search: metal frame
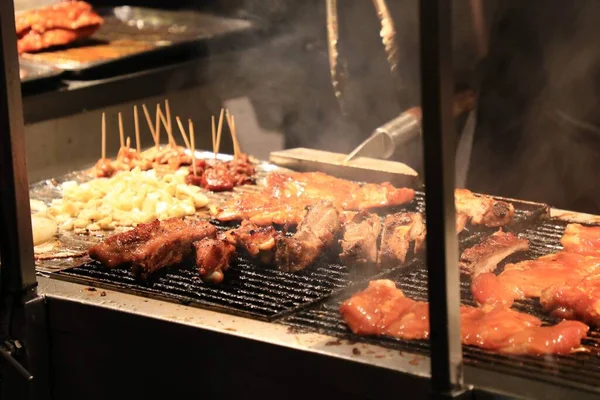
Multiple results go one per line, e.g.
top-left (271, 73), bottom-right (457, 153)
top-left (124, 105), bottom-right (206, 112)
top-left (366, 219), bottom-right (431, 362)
top-left (0, 1), bottom-right (49, 399)
top-left (419, 0), bottom-right (466, 398)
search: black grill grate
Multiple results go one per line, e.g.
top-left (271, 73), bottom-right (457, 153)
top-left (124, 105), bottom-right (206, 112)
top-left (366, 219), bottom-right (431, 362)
top-left (50, 193), bottom-right (548, 321)
top-left (282, 219), bottom-right (600, 393)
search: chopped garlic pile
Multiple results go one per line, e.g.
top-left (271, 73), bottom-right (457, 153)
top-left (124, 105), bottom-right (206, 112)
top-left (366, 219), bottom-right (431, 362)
top-left (49, 168), bottom-right (208, 231)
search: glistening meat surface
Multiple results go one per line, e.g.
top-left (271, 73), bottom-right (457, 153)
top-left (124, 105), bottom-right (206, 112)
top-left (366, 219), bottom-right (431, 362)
top-left (459, 230), bottom-right (529, 275)
top-left (541, 272), bottom-right (600, 327)
top-left (340, 280), bottom-right (588, 355)
top-left (455, 189), bottom-right (515, 231)
top-left (561, 223), bottom-right (600, 255)
top-left (89, 218), bottom-right (216, 278)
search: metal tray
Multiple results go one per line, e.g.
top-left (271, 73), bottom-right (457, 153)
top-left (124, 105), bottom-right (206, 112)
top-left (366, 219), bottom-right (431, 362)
top-left (19, 6), bottom-right (258, 77)
top-left (19, 58), bottom-right (63, 87)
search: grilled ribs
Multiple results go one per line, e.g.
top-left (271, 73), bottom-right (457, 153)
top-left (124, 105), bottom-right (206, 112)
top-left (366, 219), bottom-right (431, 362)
top-left (377, 212), bottom-right (426, 268)
top-left (275, 201), bottom-right (341, 272)
top-left (16, 1), bottom-right (103, 54)
top-left (341, 280), bottom-right (588, 354)
top-left (89, 218), bottom-right (216, 279)
top-left (561, 223), bottom-right (600, 255)
top-left (194, 237), bottom-right (236, 284)
top-left (455, 189), bottom-right (515, 232)
top-left (222, 220), bottom-right (279, 264)
top-left (339, 212), bottom-right (381, 266)
top-left (459, 230), bottom-right (529, 275)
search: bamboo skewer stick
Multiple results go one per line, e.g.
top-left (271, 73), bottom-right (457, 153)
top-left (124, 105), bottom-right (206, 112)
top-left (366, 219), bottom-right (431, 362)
top-left (165, 99), bottom-right (173, 144)
top-left (101, 112), bottom-right (106, 159)
top-left (126, 137), bottom-right (131, 150)
top-left (189, 119), bottom-right (197, 176)
top-left (215, 108), bottom-right (225, 156)
top-left (134, 105), bottom-right (141, 153)
top-left (157, 104), bottom-right (176, 147)
top-left (175, 116), bottom-right (191, 150)
top-left (142, 104), bottom-right (158, 148)
top-left (226, 110), bottom-right (240, 158)
top-left (155, 104), bottom-right (162, 149)
top-left (118, 112), bottom-right (125, 148)
top-left (211, 115), bottom-right (217, 158)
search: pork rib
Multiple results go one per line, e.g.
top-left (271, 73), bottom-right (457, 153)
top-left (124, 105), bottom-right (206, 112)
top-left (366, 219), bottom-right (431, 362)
top-left (89, 218), bottom-right (216, 279)
top-left (459, 230), bottom-right (529, 275)
top-left (339, 212), bottom-right (381, 266)
top-left (377, 212), bottom-right (426, 268)
top-left (455, 189), bottom-right (515, 232)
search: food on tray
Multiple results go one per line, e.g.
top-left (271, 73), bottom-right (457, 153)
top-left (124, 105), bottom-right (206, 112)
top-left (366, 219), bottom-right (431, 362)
top-left (49, 168), bottom-right (209, 231)
top-left (339, 212), bottom-right (382, 266)
top-left (455, 189), bottom-right (515, 232)
top-left (16, 1), bottom-right (103, 54)
top-left (561, 223), bottom-right (600, 255)
top-left (472, 252), bottom-right (600, 307)
top-left (377, 212), bottom-right (426, 268)
top-left (340, 280), bottom-right (588, 354)
top-left (275, 201), bottom-right (341, 272)
top-left (221, 220), bottom-right (279, 264)
top-left (214, 171), bottom-right (416, 226)
top-left (89, 218), bottom-right (216, 279)
top-left (185, 153), bottom-right (256, 192)
top-left (31, 214), bottom-right (58, 246)
top-left (541, 273), bottom-right (600, 327)
top-left (194, 237), bottom-right (236, 284)
top-left (459, 230), bottom-right (529, 275)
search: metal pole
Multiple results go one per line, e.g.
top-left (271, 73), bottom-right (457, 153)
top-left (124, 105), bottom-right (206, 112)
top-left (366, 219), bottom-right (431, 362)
top-left (0, 2), bottom-right (50, 399)
top-left (419, 0), bottom-right (466, 397)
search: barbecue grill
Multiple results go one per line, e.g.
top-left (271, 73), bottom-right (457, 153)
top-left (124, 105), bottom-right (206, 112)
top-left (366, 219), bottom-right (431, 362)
top-left (3, 1), bottom-right (600, 400)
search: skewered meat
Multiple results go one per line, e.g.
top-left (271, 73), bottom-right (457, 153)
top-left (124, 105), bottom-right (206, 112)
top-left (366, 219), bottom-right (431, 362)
top-left (145, 146), bottom-right (192, 170)
top-left (459, 230), bottom-right (529, 275)
top-left (341, 280), bottom-right (588, 354)
top-left (93, 147), bottom-right (153, 178)
top-left (472, 252), bottom-right (600, 307)
top-left (222, 220), bottom-right (279, 264)
top-left (377, 212), bottom-right (426, 268)
top-left (194, 237), bottom-right (236, 284)
top-left (16, 2), bottom-right (103, 54)
top-left (541, 273), bottom-right (600, 327)
top-left (339, 212), bottom-right (381, 266)
top-left (89, 218), bottom-right (216, 278)
top-left (561, 223), bottom-right (600, 255)
top-left (186, 154), bottom-right (255, 192)
top-left (275, 201), bottom-right (341, 272)
top-left (215, 172), bottom-right (415, 226)
top-left (93, 158), bottom-right (116, 178)
top-left (455, 189), bottom-right (515, 231)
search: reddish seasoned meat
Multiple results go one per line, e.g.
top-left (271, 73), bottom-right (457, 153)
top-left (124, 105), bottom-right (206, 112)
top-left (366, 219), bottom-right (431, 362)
top-left (93, 157), bottom-right (116, 178)
top-left (149, 146), bottom-right (192, 170)
top-left (541, 273), bottom-right (600, 327)
top-left (215, 171), bottom-right (414, 226)
top-left (561, 223), bottom-right (600, 255)
top-left (186, 155), bottom-right (255, 192)
top-left (472, 252), bottom-right (600, 306)
top-left (377, 212), bottom-right (426, 268)
top-left (194, 237), bottom-right (236, 284)
top-left (275, 201), bottom-right (341, 272)
top-left (89, 218), bottom-right (216, 278)
top-left (16, 2), bottom-right (103, 54)
top-left (459, 230), bottom-right (529, 275)
top-left (455, 189), bottom-right (515, 229)
top-left (339, 212), bottom-right (382, 266)
top-left (201, 167), bottom-right (235, 192)
top-left (222, 220), bottom-right (279, 263)
top-left (341, 280), bottom-right (588, 355)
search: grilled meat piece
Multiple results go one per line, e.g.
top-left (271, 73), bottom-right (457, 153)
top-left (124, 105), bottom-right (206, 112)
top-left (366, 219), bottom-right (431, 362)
top-left (89, 218), bottom-right (216, 278)
top-left (275, 201), bottom-right (341, 272)
top-left (472, 252), bottom-right (600, 307)
top-left (222, 220), bottom-right (279, 263)
top-left (459, 230), bottom-right (529, 275)
top-left (194, 237), bottom-right (236, 284)
top-left (541, 273), bottom-right (600, 327)
top-left (339, 212), bottom-right (381, 266)
top-left (377, 212), bottom-right (426, 268)
top-left (186, 155), bottom-right (255, 192)
top-left (561, 223), bottom-right (600, 255)
top-left (341, 280), bottom-right (588, 354)
top-left (455, 189), bottom-right (515, 229)
top-left (215, 171), bottom-right (414, 226)
top-left (16, 2), bottom-right (103, 54)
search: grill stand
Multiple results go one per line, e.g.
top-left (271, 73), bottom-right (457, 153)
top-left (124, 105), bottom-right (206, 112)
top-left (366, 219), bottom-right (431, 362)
top-left (419, 0), bottom-right (467, 397)
top-left (0, 1), bottom-right (49, 398)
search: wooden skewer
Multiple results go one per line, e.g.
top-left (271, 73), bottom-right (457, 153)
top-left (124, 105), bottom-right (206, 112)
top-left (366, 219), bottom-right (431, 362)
top-left (157, 104), bottom-right (176, 147)
top-left (215, 108), bottom-right (225, 156)
top-left (142, 104), bottom-right (158, 148)
top-left (165, 99), bottom-right (173, 143)
top-left (101, 112), bottom-right (106, 159)
top-left (211, 115), bottom-right (217, 158)
top-left (126, 137), bottom-right (131, 150)
top-left (189, 119), bottom-right (197, 176)
top-left (134, 105), bottom-right (141, 153)
top-left (155, 104), bottom-right (163, 149)
top-left (226, 110), bottom-right (240, 158)
top-left (118, 112), bottom-right (125, 148)
top-left (175, 116), bottom-right (191, 150)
